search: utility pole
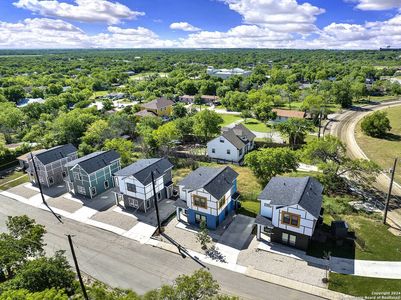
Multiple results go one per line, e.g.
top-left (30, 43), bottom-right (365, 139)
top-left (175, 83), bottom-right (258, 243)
top-left (30, 152), bottom-right (63, 223)
top-left (151, 171), bottom-right (161, 233)
top-left (317, 111), bottom-right (322, 139)
top-left (384, 158), bottom-right (397, 224)
top-left (67, 235), bottom-right (89, 300)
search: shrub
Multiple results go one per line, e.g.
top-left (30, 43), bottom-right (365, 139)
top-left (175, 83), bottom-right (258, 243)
top-left (361, 111), bottom-right (391, 138)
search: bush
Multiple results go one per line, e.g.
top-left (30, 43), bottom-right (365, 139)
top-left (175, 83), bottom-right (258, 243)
top-left (361, 111), bottom-right (391, 138)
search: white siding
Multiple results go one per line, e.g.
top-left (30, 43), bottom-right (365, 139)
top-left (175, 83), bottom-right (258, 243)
top-left (271, 204), bottom-right (316, 237)
top-left (116, 175), bottom-right (164, 200)
top-left (260, 200), bottom-right (273, 218)
top-left (207, 136), bottom-right (243, 162)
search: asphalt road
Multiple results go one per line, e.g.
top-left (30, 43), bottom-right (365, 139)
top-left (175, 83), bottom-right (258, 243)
top-left (0, 194), bottom-right (322, 300)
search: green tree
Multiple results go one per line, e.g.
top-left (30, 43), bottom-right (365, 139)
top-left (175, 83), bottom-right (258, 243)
top-left (221, 91), bottom-right (248, 111)
top-left (245, 148), bottom-right (299, 185)
top-left (0, 288), bottom-right (68, 300)
top-left (351, 82), bottom-right (367, 101)
top-left (253, 100), bottom-right (276, 124)
top-left (104, 138), bottom-right (134, 166)
top-left (240, 110), bottom-right (252, 123)
top-left (274, 119), bottom-right (314, 147)
top-left (361, 111), bottom-right (391, 138)
top-left (153, 122), bottom-right (180, 154)
top-left (301, 94), bottom-right (324, 123)
top-left (332, 80), bottom-right (353, 108)
top-left (174, 116), bottom-right (194, 141)
top-left (46, 84), bottom-right (63, 96)
top-left (193, 110), bottom-right (223, 142)
top-left (4, 251), bottom-right (75, 294)
top-left (3, 86), bottom-right (26, 103)
top-left (79, 119), bottom-right (119, 154)
top-left (197, 220), bottom-right (212, 250)
top-left (0, 102), bottom-right (25, 142)
top-left (171, 102), bottom-right (187, 119)
top-left (102, 99), bottom-right (114, 111)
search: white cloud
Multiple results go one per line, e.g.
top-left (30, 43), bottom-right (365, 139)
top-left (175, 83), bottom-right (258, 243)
top-left (347, 0), bottom-right (401, 11)
top-left (223, 0), bottom-right (325, 33)
top-left (170, 22), bottom-right (201, 32)
top-left (13, 0), bottom-right (144, 24)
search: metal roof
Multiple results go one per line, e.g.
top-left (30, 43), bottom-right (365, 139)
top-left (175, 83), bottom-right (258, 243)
top-left (33, 144), bottom-right (77, 165)
top-left (65, 150), bottom-right (120, 174)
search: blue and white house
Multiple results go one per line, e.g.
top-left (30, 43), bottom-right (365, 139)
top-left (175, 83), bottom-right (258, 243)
top-left (174, 166), bottom-right (240, 230)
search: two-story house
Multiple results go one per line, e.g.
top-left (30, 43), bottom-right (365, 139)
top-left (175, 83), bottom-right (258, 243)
top-left (135, 97), bottom-right (174, 117)
top-left (64, 150), bottom-right (121, 199)
top-left (27, 144), bottom-right (78, 188)
top-left (113, 158), bottom-right (174, 212)
top-left (207, 123), bottom-right (256, 163)
top-left (255, 176), bottom-right (323, 250)
top-left (174, 166), bottom-right (239, 230)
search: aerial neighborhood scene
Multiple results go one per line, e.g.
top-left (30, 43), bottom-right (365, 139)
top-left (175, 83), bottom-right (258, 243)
top-left (1, 0), bottom-right (401, 299)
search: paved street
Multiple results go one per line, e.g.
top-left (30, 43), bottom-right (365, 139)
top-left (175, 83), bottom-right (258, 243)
top-left (0, 194), bottom-right (322, 300)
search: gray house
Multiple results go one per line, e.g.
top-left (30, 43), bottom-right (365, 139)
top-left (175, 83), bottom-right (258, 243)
top-left (113, 158), bottom-right (173, 212)
top-left (65, 150), bottom-right (121, 199)
top-left (255, 176), bottom-right (323, 250)
top-left (27, 144), bottom-right (78, 188)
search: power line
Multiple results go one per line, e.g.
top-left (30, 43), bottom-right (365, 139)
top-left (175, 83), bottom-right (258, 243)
top-left (67, 234), bottom-right (89, 300)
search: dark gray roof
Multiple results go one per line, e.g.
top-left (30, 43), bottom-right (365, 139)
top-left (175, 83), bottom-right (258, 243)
top-left (179, 166), bottom-right (238, 200)
top-left (258, 176), bottom-right (323, 219)
top-left (222, 129), bottom-right (246, 150)
top-left (141, 97), bottom-right (174, 110)
top-left (255, 214), bottom-right (274, 228)
top-left (65, 150), bottom-right (120, 174)
top-left (174, 198), bottom-right (189, 209)
top-left (114, 158), bottom-right (173, 185)
top-left (34, 144), bottom-right (77, 165)
top-left (232, 123), bottom-right (256, 141)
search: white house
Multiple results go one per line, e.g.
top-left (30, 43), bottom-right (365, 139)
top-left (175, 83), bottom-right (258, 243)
top-left (207, 123), bottom-right (256, 163)
top-left (174, 166), bottom-right (239, 229)
top-left (113, 158), bottom-right (173, 212)
top-left (255, 176), bottom-right (323, 250)
top-left (206, 66), bottom-right (251, 79)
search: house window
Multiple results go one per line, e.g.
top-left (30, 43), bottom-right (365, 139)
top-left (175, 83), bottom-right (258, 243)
top-left (128, 197), bottom-right (139, 208)
top-left (73, 172), bottom-right (82, 181)
top-left (127, 183), bottom-right (136, 193)
top-left (263, 203), bottom-right (270, 207)
top-left (239, 148), bottom-right (243, 156)
top-left (104, 180), bottom-right (109, 189)
top-left (146, 199), bottom-right (151, 209)
top-left (48, 177), bottom-right (54, 185)
top-left (77, 185), bottom-right (86, 195)
top-left (281, 212), bottom-right (300, 227)
top-left (192, 195), bottom-right (207, 209)
top-left (282, 233), bottom-right (288, 243)
top-left (226, 149), bottom-right (231, 155)
top-left (289, 235), bottom-right (296, 246)
top-left (195, 213), bottom-right (207, 224)
top-left (220, 138), bottom-right (224, 143)
top-left (62, 171), bottom-right (67, 178)
top-left (91, 187), bottom-right (97, 196)
top-left (218, 195), bottom-right (226, 209)
top-left (212, 148), bottom-right (215, 153)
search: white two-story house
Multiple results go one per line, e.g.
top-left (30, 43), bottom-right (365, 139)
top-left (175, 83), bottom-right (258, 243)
top-left (207, 123), bottom-right (256, 163)
top-left (255, 176), bottom-right (323, 250)
top-left (174, 166), bottom-right (240, 230)
top-left (113, 158), bottom-right (174, 212)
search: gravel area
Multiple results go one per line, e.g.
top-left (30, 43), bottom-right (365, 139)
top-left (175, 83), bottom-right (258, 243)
top-left (7, 185), bottom-right (39, 198)
top-left (237, 237), bottom-right (327, 288)
top-left (91, 208), bottom-right (138, 231)
top-left (46, 196), bottom-right (83, 213)
top-left (161, 219), bottom-right (216, 254)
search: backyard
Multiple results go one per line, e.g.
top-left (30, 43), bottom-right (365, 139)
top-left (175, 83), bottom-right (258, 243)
top-left (219, 114), bottom-right (271, 133)
top-left (355, 105), bottom-right (401, 184)
top-left (0, 170), bottom-right (29, 191)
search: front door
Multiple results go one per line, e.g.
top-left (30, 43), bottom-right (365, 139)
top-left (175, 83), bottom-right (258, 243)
top-left (166, 185), bottom-right (173, 198)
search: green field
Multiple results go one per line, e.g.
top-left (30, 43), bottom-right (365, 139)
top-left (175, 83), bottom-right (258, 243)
top-left (219, 114), bottom-right (271, 133)
top-left (355, 105), bottom-right (401, 184)
top-left (329, 273), bottom-right (401, 297)
top-left (0, 171), bottom-right (29, 191)
top-left (220, 114), bottom-right (242, 127)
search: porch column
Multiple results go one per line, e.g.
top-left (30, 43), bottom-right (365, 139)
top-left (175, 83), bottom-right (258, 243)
top-left (176, 207), bottom-right (180, 221)
top-left (257, 224), bottom-right (261, 240)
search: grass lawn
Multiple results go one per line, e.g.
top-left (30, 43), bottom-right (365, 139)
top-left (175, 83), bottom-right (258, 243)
top-left (220, 114), bottom-right (242, 127)
top-left (329, 273), bottom-right (401, 297)
top-left (355, 105), bottom-right (401, 184)
top-left (243, 118), bottom-right (271, 133)
top-left (0, 171), bottom-right (28, 191)
top-left (89, 91), bottom-right (108, 100)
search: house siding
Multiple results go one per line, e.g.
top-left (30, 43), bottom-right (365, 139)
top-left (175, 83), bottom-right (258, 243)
top-left (207, 136), bottom-right (243, 162)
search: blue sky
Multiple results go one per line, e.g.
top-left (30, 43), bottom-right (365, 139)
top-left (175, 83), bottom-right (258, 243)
top-left (1, 0), bottom-right (401, 49)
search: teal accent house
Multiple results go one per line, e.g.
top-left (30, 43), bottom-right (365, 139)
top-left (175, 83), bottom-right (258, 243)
top-left (64, 150), bottom-right (121, 199)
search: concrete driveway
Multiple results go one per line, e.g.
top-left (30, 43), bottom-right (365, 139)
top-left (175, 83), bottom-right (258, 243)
top-left (218, 214), bottom-right (255, 250)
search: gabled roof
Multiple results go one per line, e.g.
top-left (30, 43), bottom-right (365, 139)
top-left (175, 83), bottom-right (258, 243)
top-left (179, 166), bottom-right (238, 200)
top-left (134, 109), bottom-right (157, 117)
top-left (221, 129), bottom-right (246, 150)
top-left (258, 176), bottom-right (323, 219)
top-left (65, 150), bottom-right (120, 174)
top-left (272, 109), bottom-right (306, 119)
top-left (141, 97), bottom-right (174, 110)
top-left (114, 158), bottom-right (173, 186)
top-left (231, 123), bottom-right (256, 141)
top-left (33, 144), bottom-right (77, 165)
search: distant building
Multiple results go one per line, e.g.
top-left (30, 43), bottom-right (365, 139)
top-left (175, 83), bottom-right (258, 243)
top-left (17, 98), bottom-right (45, 107)
top-left (65, 150), bottom-right (120, 198)
top-left (271, 109), bottom-right (306, 123)
top-left (206, 66), bottom-right (251, 79)
top-left (137, 97), bottom-right (174, 117)
top-left (175, 166), bottom-right (240, 229)
top-left (207, 123), bottom-right (256, 163)
top-left (26, 144), bottom-right (78, 188)
top-left (178, 95), bottom-right (219, 105)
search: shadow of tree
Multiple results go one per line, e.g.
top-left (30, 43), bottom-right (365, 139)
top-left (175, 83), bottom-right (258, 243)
top-left (383, 133), bottom-right (401, 142)
top-left (206, 245), bottom-right (227, 263)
